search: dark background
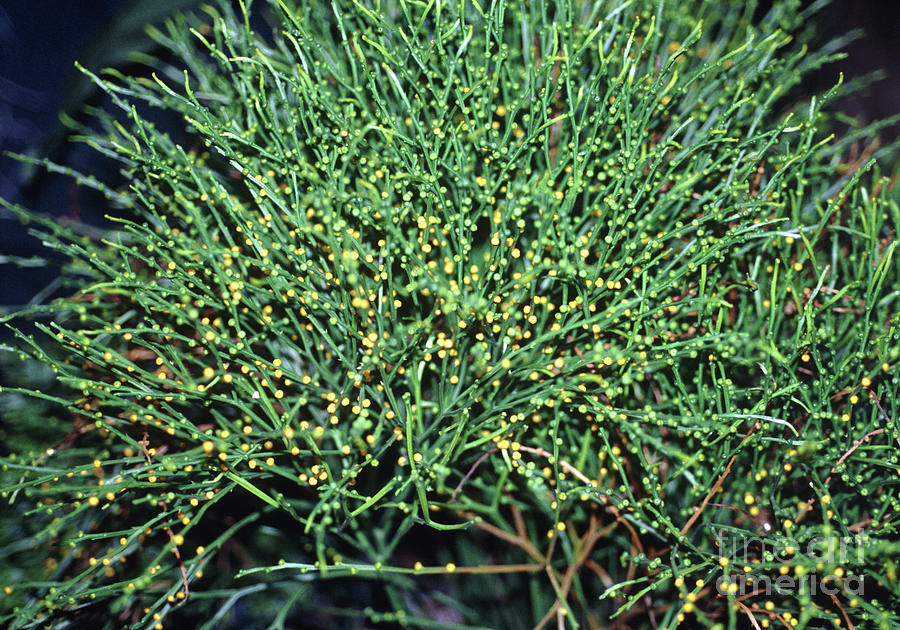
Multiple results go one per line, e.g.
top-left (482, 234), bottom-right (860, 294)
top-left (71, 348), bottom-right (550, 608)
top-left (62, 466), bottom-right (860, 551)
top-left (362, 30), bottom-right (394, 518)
top-left (1, 0), bottom-right (898, 309)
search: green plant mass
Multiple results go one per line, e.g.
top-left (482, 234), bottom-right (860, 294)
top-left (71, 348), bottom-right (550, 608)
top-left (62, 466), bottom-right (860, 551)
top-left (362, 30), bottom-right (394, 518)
top-left (2, 0), bottom-right (900, 628)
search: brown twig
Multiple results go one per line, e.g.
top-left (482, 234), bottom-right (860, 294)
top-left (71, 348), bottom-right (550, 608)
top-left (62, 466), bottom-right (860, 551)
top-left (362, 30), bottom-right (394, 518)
top-left (535, 516), bottom-right (618, 630)
top-left (847, 517), bottom-right (873, 533)
top-left (465, 512), bottom-right (545, 564)
top-left (516, 444), bottom-right (645, 554)
top-left (825, 428), bottom-right (885, 486)
top-left (535, 565), bottom-right (568, 630)
top-left (869, 389), bottom-right (896, 428)
top-left (796, 393), bottom-right (890, 523)
top-left (512, 504), bottom-right (530, 543)
top-left (584, 559), bottom-right (614, 589)
top-left (828, 593), bottom-right (855, 630)
top-left (138, 432), bottom-right (190, 604)
top-left (772, 613), bottom-right (796, 630)
top-left (441, 563), bottom-right (544, 574)
top-left (460, 446), bottom-right (647, 629)
top-left (736, 599), bottom-right (763, 630)
top-left (516, 445), bottom-right (593, 486)
top-left (680, 422), bottom-right (760, 536)
top-left (451, 447), bottom-right (499, 500)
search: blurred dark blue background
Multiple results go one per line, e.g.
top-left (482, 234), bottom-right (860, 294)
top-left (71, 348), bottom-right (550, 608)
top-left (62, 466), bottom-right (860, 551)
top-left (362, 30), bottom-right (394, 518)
top-left (0, 0), bottom-right (204, 311)
top-left (0, 0), bottom-right (898, 310)
top-left (1, 0), bottom-right (125, 203)
top-left (1, 0), bottom-right (127, 309)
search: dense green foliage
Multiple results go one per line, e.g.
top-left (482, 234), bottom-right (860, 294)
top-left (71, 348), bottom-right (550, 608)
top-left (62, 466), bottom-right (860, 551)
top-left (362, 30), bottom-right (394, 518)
top-left (2, 0), bottom-right (899, 628)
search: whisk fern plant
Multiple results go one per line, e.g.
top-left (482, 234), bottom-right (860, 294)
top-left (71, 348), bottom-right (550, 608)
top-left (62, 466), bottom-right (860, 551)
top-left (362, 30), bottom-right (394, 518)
top-left (2, 0), bottom-right (899, 628)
